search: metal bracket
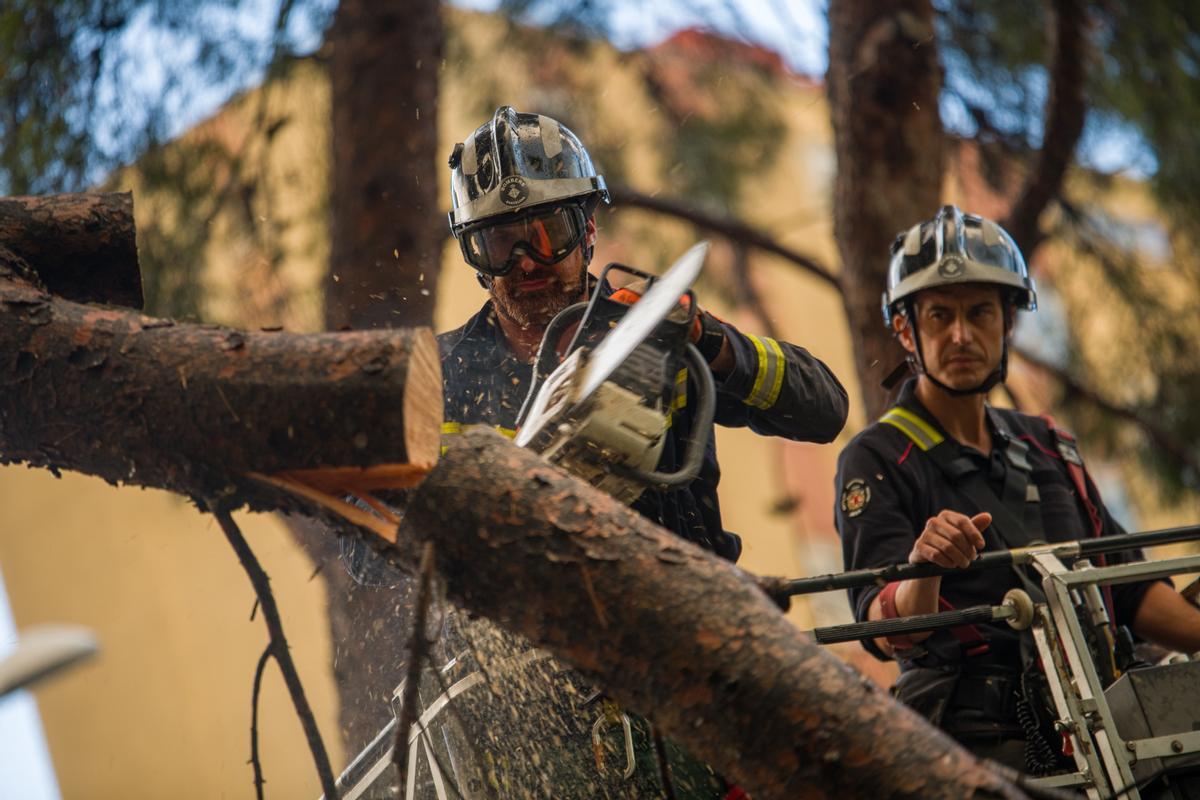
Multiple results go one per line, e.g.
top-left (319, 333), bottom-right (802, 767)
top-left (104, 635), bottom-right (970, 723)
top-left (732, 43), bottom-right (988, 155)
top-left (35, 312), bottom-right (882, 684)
top-left (1127, 729), bottom-right (1200, 763)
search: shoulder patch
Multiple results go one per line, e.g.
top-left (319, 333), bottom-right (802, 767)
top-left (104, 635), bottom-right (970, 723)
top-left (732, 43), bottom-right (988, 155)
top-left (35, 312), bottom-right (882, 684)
top-left (840, 478), bottom-right (871, 518)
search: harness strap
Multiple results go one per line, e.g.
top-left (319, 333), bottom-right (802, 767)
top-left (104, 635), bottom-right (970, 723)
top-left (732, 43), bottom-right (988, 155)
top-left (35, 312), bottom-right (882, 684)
top-left (988, 408), bottom-right (1046, 543)
top-left (1040, 414), bottom-right (1117, 631)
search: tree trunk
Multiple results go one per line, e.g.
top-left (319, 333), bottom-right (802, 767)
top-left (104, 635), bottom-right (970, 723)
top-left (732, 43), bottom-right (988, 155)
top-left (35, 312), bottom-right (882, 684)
top-left (0, 268), bottom-right (441, 507)
top-left (0, 192), bottom-right (142, 308)
top-left (827, 0), bottom-right (945, 419)
top-left (324, 0), bottom-right (447, 754)
top-left (328, 0), bottom-right (443, 331)
top-left (398, 428), bottom-right (1028, 799)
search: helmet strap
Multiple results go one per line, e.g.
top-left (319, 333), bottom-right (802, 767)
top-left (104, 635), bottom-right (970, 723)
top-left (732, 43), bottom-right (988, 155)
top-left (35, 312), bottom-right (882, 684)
top-left (905, 299), bottom-right (1010, 398)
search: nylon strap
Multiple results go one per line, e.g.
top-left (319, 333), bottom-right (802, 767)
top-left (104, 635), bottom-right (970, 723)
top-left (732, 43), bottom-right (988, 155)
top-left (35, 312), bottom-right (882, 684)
top-left (1041, 414), bottom-right (1117, 632)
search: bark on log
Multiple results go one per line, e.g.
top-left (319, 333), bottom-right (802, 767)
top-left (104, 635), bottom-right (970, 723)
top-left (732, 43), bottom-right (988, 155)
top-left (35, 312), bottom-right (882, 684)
top-left (398, 428), bottom-right (1028, 800)
top-left (0, 271), bottom-right (441, 512)
top-left (0, 192), bottom-right (143, 309)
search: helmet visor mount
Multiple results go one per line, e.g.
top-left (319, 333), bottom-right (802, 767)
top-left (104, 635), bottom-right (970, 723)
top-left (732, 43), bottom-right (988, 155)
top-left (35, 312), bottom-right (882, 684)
top-left (460, 204), bottom-right (588, 277)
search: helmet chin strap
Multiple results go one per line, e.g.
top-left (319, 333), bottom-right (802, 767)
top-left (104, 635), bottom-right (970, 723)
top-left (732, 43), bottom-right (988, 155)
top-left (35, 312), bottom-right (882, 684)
top-left (905, 301), bottom-right (1010, 397)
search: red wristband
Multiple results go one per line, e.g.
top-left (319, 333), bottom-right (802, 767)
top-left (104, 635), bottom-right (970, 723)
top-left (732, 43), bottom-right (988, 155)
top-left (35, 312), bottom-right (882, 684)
top-left (877, 582), bottom-right (919, 650)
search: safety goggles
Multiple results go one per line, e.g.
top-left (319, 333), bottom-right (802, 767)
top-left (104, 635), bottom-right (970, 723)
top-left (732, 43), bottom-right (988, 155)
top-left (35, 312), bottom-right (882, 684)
top-left (459, 205), bottom-right (587, 277)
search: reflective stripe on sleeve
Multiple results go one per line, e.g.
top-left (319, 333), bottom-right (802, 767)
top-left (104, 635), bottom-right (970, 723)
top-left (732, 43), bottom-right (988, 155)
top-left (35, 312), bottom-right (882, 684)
top-left (743, 335), bottom-right (785, 410)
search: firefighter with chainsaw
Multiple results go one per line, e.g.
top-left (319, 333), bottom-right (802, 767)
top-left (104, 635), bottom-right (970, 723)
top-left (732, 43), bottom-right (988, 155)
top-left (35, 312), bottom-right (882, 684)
top-left (833, 205), bottom-right (1200, 774)
top-left (336, 106), bottom-right (847, 799)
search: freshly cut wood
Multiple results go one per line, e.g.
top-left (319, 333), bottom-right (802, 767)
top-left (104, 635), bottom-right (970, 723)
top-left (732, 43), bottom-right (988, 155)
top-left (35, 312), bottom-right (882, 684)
top-left (398, 427), bottom-right (1029, 800)
top-left (0, 192), bottom-right (142, 308)
top-left (0, 270), bottom-right (441, 512)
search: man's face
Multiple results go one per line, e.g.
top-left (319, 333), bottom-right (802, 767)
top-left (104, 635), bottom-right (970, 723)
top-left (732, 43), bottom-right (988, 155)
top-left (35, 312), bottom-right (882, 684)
top-left (489, 217), bottom-right (595, 329)
top-left (894, 283), bottom-right (1009, 391)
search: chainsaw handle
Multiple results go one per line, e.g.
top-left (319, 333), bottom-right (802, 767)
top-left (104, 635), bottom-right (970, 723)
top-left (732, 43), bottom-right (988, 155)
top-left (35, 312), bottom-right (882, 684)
top-left (617, 342), bottom-right (715, 491)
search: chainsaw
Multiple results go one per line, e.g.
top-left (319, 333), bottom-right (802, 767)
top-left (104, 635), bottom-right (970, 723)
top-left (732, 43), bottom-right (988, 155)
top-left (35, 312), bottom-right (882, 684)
top-left (514, 241), bottom-right (715, 504)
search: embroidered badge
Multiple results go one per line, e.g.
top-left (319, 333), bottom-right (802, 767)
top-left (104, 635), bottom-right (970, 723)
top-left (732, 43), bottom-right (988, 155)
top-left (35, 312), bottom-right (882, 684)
top-left (841, 478), bottom-right (871, 518)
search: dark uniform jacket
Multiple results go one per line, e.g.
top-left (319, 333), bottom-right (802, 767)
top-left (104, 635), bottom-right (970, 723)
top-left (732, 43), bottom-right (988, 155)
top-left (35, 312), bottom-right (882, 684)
top-left (441, 296), bottom-right (849, 561)
top-left (834, 378), bottom-right (1158, 669)
top-left (337, 284), bottom-right (847, 798)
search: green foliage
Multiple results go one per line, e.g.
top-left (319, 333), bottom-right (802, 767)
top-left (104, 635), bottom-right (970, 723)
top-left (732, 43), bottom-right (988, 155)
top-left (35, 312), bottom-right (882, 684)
top-left (0, 0), bottom-right (332, 190)
top-left (1090, 2), bottom-right (1200, 241)
top-left (1052, 199), bottom-right (1200, 500)
top-left (0, 0), bottom-right (332, 322)
top-left (936, 0), bottom-right (1047, 150)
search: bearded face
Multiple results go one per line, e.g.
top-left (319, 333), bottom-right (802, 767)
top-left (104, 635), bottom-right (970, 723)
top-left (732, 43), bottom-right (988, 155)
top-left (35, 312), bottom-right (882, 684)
top-left (488, 233), bottom-right (590, 329)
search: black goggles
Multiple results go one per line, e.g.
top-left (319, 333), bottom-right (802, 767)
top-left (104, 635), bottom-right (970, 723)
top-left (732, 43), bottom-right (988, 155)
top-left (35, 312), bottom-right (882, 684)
top-left (459, 205), bottom-right (587, 277)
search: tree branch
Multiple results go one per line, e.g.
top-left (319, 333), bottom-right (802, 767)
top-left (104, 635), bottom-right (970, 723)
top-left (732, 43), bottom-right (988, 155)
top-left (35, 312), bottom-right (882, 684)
top-left (250, 644), bottom-right (272, 800)
top-left (1013, 346), bottom-right (1200, 478)
top-left (607, 185), bottom-right (838, 289)
top-left (393, 540), bottom-right (436, 796)
top-left (212, 505), bottom-right (340, 800)
top-left (1003, 0), bottom-right (1090, 258)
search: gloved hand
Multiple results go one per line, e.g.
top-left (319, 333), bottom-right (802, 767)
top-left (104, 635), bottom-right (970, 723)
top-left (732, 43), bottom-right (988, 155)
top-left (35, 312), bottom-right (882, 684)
top-left (610, 279), bottom-right (726, 363)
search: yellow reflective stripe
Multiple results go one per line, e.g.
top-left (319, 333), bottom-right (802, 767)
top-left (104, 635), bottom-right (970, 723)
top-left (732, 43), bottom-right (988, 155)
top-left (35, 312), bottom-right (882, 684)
top-left (879, 413), bottom-right (926, 450)
top-left (887, 407), bottom-right (943, 446)
top-left (746, 335), bottom-right (769, 407)
top-left (879, 408), bottom-right (943, 451)
top-left (440, 422), bottom-right (515, 453)
top-left (744, 335), bottom-right (784, 410)
top-left (672, 368), bottom-right (688, 412)
top-left (763, 337), bottom-right (785, 409)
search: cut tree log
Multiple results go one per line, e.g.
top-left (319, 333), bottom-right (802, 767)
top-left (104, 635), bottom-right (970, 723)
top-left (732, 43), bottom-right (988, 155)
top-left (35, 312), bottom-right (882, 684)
top-left (397, 427), bottom-right (1029, 800)
top-left (0, 266), bottom-right (441, 515)
top-left (0, 192), bottom-right (143, 308)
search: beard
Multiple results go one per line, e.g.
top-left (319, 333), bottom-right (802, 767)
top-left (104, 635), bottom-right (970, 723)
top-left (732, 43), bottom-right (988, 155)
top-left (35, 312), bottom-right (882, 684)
top-left (491, 265), bottom-right (586, 328)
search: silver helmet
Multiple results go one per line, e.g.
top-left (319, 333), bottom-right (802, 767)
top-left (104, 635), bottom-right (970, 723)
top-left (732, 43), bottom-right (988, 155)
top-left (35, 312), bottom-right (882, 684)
top-left (448, 106), bottom-right (609, 236)
top-left (882, 205), bottom-right (1037, 326)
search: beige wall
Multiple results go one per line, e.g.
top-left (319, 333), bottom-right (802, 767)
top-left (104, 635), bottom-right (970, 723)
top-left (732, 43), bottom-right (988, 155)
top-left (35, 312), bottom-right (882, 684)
top-left (0, 468), bottom-right (341, 798)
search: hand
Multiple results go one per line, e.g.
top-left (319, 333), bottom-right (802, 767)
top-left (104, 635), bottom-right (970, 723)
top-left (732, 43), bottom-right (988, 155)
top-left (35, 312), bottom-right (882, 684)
top-left (909, 510), bottom-right (991, 568)
top-left (610, 280), bottom-right (707, 344)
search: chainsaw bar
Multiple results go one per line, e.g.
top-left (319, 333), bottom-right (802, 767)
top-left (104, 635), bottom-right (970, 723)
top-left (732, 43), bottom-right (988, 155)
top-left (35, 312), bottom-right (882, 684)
top-left (577, 241), bottom-right (708, 403)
